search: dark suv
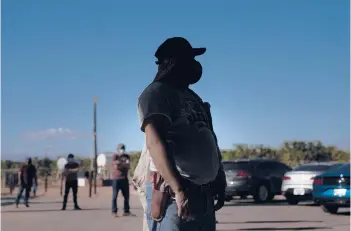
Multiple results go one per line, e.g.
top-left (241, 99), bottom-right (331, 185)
top-left (224, 158), bottom-right (292, 203)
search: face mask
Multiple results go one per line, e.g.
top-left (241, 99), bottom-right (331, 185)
top-left (154, 58), bottom-right (203, 87)
top-left (68, 157), bottom-right (74, 162)
top-left (186, 59), bottom-right (203, 85)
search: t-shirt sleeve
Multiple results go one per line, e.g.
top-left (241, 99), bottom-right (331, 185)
top-left (138, 83), bottom-right (173, 132)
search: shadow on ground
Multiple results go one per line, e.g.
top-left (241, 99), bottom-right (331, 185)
top-left (29, 201), bottom-right (62, 204)
top-left (3, 206), bottom-right (143, 213)
top-left (1, 195), bottom-right (47, 207)
top-left (224, 200), bottom-right (288, 207)
top-left (218, 220), bottom-right (323, 224)
top-left (218, 227), bottom-right (330, 231)
top-left (298, 203), bottom-right (320, 207)
top-left (336, 211), bottom-right (350, 216)
top-left (3, 208), bottom-right (110, 213)
top-left (1, 197), bottom-right (17, 201)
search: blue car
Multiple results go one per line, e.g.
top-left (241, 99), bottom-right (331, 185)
top-left (312, 163), bottom-right (350, 214)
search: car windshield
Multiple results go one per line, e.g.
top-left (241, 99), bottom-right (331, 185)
top-left (293, 164), bottom-right (339, 172)
top-left (223, 162), bottom-right (250, 171)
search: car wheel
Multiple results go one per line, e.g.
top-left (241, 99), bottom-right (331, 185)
top-left (286, 196), bottom-right (299, 205)
top-left (253, 184), bottom-right (271, 203)
top-left (240, 195), bottom-right (247, 200)
top-left (321, 204), bottom-right (339, 214)
top-left (225, 196), bottom-right (232, 202)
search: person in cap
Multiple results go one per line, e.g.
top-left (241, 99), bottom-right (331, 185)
top-left (61, 153), bottom-right (81, 210)
top-left (111, 144), bottom-right (133, 216)
top-left (137, 37), bottom-right (226, 231)
top-left (15, 157), bottom-right (38, 208)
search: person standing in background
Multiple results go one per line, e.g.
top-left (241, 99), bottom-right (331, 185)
top-left (15, 157), bottom-right (38, 208)
top-left (111, 144), bottom-right (133, 217)
top-left (61, 153), bottom-right (81, 210)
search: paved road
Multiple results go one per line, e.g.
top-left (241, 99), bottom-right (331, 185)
top-left (1, 188), bottom-right (349, 231)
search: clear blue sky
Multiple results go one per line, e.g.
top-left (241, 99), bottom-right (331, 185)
top-left (2, 0), bottom-right (350, 159)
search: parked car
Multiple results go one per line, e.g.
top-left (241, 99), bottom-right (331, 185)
top-left (281, 162), bottom-right (344, 205)
top-left (223, 158), bottom-right (292, 203)
top-left (312, 163), bottom-right (350, 214)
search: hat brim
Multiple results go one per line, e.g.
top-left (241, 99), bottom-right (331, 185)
top-left (192, 47), bottom-right (206, 56)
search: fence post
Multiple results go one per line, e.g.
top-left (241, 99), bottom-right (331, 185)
top-left (9, 173), bottom-right (14, 195)
top-left (44, 172), bottom-right (48, 193)
top-left (89, 170), bottom-right (93, 198)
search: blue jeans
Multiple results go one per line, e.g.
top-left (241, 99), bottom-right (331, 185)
top-left (15, 183), bottom-right (32, 205)
top-left (112, 179), bottom-right (130, 213)
top-left (145, 182), bottom-right (216, 231)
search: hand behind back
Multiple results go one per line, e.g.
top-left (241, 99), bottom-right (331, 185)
top-left (175, 190), bottom-right (194, 221)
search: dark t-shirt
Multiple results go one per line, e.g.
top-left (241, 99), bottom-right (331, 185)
top-left (64, 162), bottom-right (80, 182)
top-left (112, 154), bottom-right (130, 180)
top-left (137, 82), bottom-right (219, 185)
top-left (19, 164), bottom-right (37, 185)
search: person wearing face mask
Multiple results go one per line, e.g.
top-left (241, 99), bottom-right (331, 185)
top-left (111, 144), bottom-right (133, 217)
top-left (137, 37), bottom-right (226, 231)
top-left (61, 153), bottom-right (81, 210)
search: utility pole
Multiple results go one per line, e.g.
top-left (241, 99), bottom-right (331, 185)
top-left (93, 96), bottom-right (98, 195)
top-left (88, 168), bottom-right (92, 198)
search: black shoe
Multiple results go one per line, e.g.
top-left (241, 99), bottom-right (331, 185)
top-left (74, 206), bottom-right (81, 210)
top-left (25, 204), bottom-right (29, 208)
top-left (123, 212), bottom-right (136, 217)
top-left (61, 207), bottom-right (66, 210)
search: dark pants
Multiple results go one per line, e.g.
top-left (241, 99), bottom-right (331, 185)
top-left (15, 184), bottom-right (32, 205)
top-left (62, 180), bottom-right (79, 208)
top-left (112, 179), bottom-right (130, 213)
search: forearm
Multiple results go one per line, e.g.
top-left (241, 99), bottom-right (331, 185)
top-left (216, 149), bottom-right (227, 188)
top-left (217, 147), bottom-right (225, 175)
top-left (214, 135), bottom-right (226, 188)
top-left (147, 139), bottom-right (182, 193)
